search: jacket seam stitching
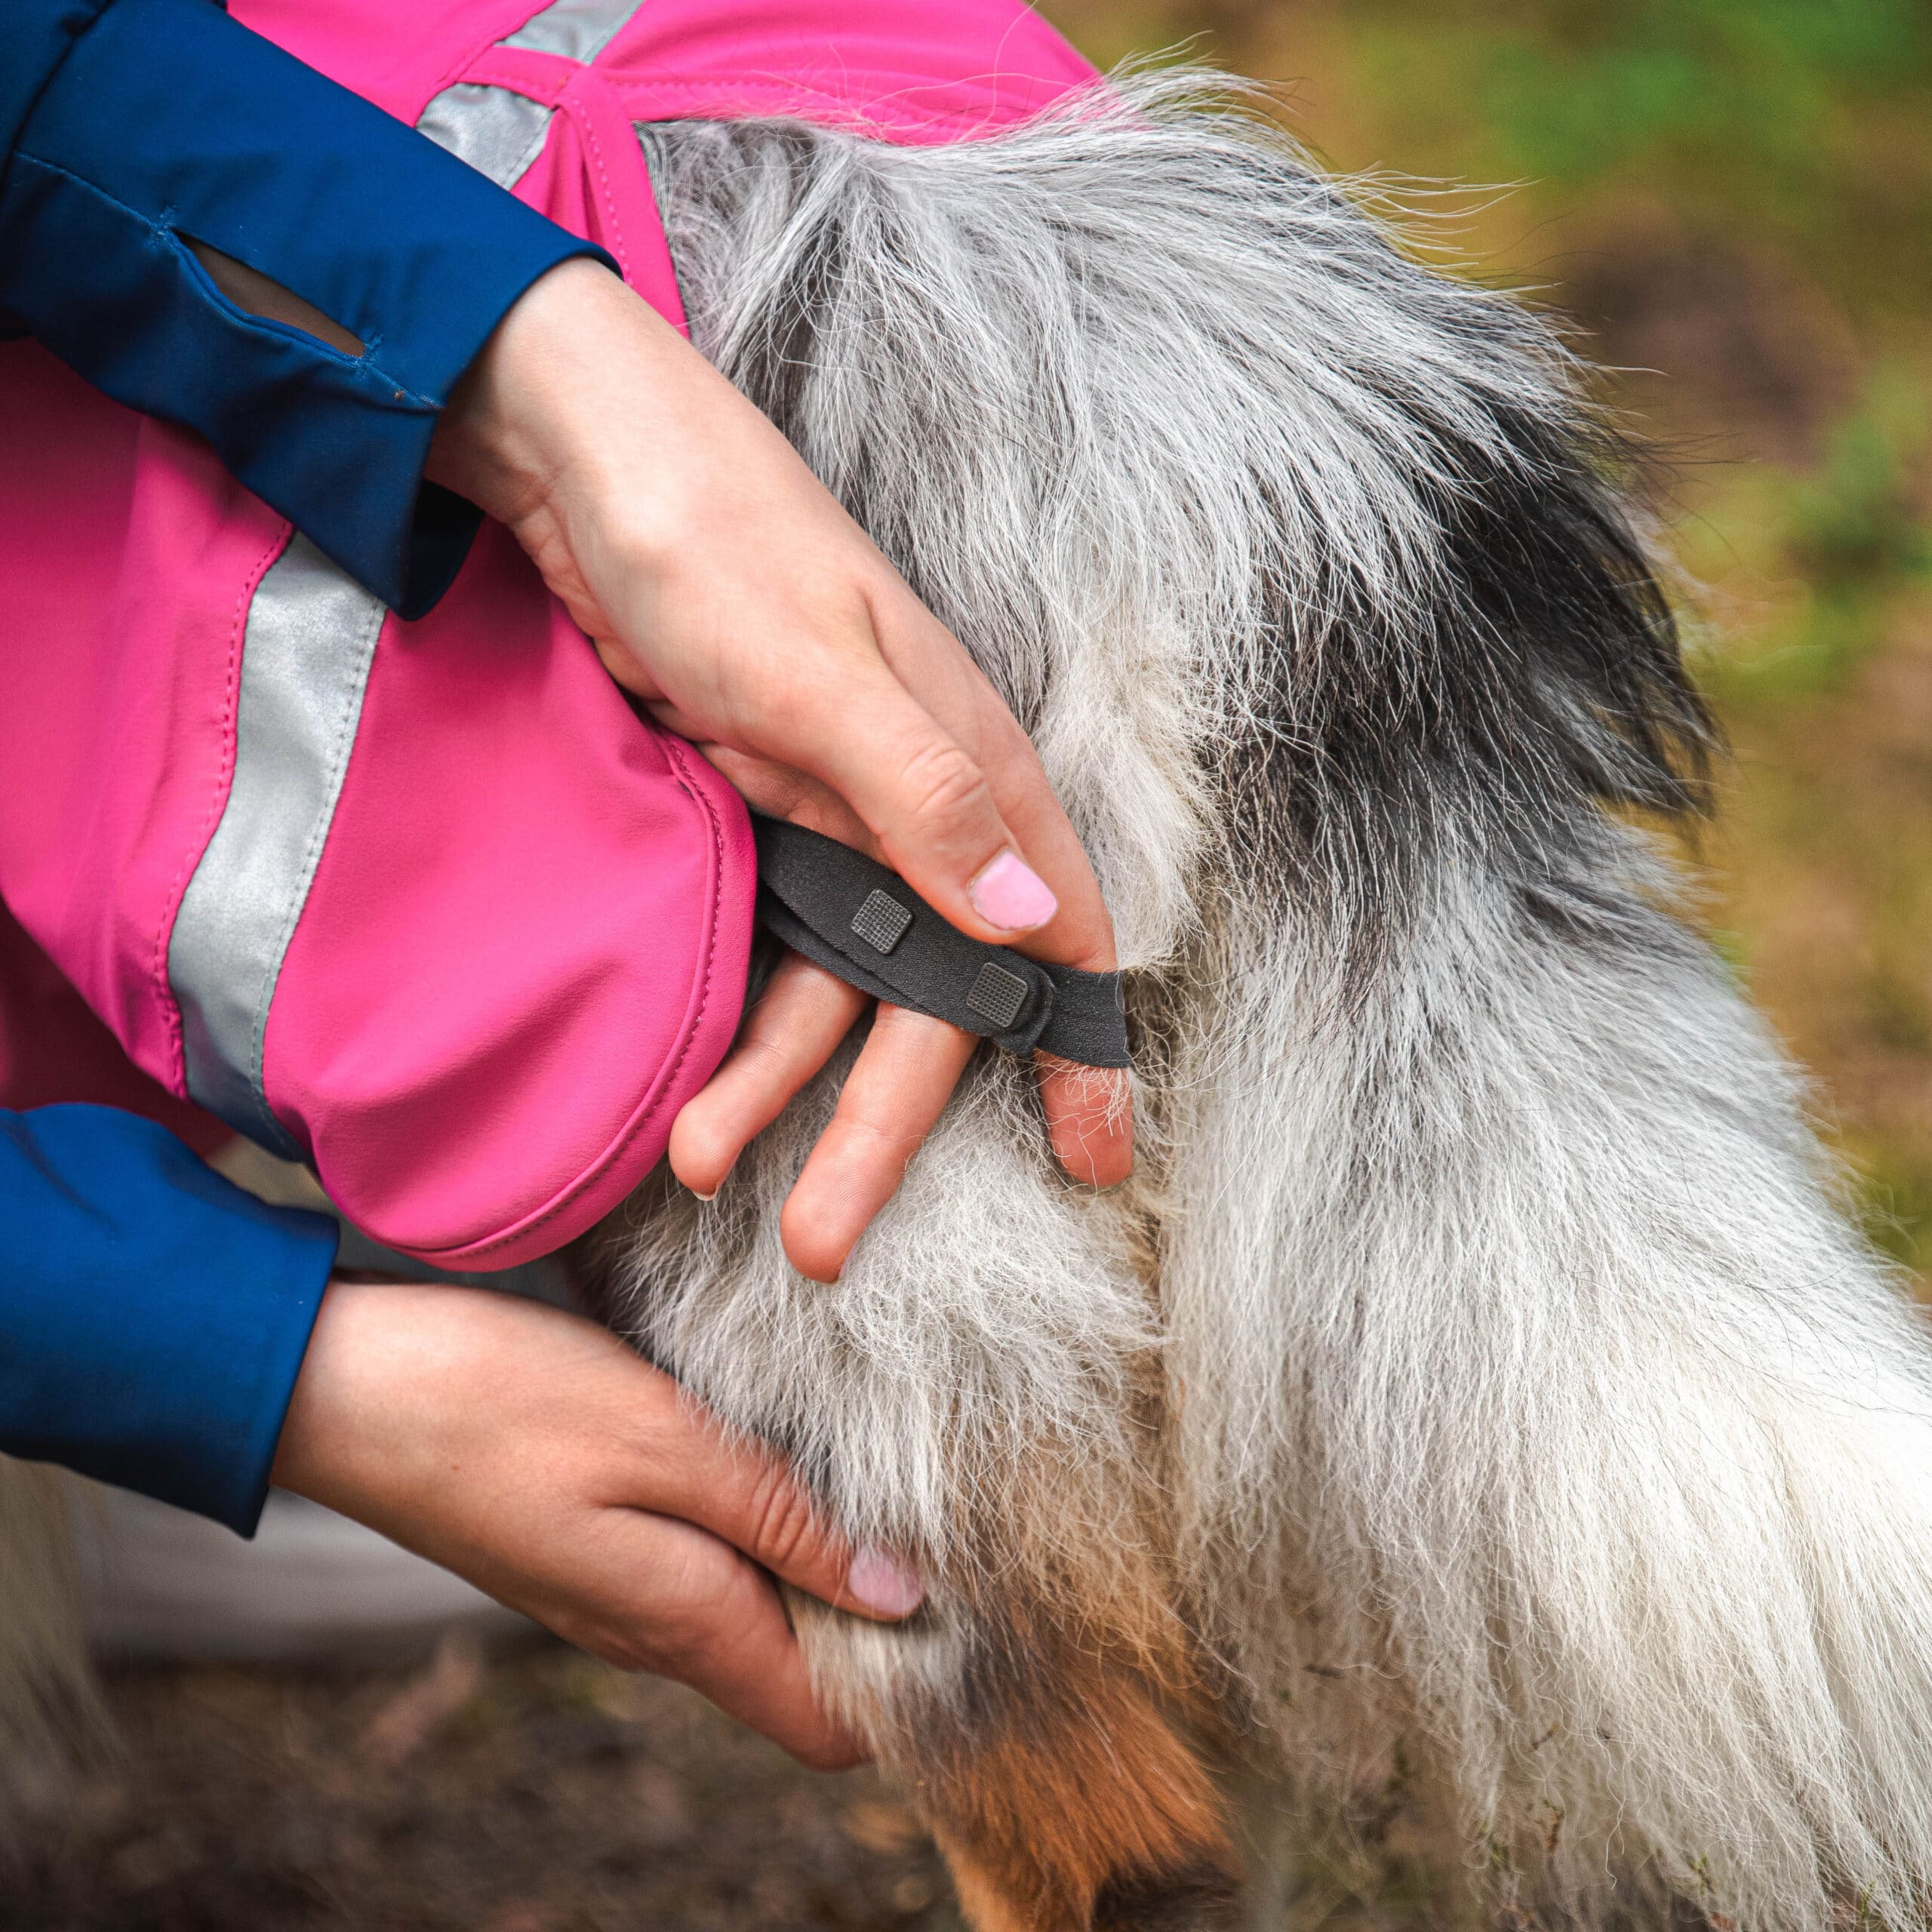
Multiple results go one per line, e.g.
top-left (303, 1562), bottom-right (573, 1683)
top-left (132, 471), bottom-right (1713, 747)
top-left (11, 150), bottom-right (435, 405)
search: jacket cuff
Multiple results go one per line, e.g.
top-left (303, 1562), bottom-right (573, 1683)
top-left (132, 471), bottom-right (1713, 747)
top-left (0, 0), bottom-right (612, 616)
top-left (0, 1107), bottom-right (338, 1537)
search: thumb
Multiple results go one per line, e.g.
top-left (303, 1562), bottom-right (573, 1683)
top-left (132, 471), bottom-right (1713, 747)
top-left (645, 1386), bottom-right (925, 1623)
top-left (784, 665), bottom-right (1060, 949)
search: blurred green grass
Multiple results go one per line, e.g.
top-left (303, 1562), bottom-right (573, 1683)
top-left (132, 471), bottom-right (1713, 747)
top-left (1046, 0), bottom-right (1932, 1277)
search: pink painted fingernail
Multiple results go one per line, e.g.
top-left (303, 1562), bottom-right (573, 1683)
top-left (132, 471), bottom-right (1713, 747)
top-left (968, 851), bottom-right (1058, 932)
top-left (847, 1544), bottom-right (924, 1617)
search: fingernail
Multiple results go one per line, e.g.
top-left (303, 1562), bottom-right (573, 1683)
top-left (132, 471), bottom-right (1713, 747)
top-left (968, 851), bottom-right (1058, 933)
top-left (846, 1544), bottom-right (924, 1617)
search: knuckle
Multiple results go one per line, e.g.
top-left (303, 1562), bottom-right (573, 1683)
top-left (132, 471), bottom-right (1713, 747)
top-left (836, 1105), bottom-right (923, 1169)
top-left (637, 1611), bottom-right (712, 1680)
top-left (897, 739), bottom-right (996, 844)
top-left (728, 1027), bottom-right (797, 1081)
top-left (746, 1463), bottom-right (823, 1576)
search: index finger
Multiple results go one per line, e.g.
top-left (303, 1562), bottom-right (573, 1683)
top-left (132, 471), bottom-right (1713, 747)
top-left (598, 1513), bottom-right (872, 1770)
top-left (865, 591), bottom-right (1135, 1186)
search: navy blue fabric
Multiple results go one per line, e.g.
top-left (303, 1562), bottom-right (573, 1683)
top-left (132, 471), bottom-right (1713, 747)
top-left (0, 3), bottom-right (112, 174)
top-left (0, 1108), bottom-right (337, 1536)
top-left (0, 0), bottom-right (614, 616)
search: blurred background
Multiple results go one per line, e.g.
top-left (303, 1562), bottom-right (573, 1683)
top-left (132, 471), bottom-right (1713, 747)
top-left (1044, 0), bottom-right (1932, 1277)
top-left (11, 3), bottom-right (1930, 1927)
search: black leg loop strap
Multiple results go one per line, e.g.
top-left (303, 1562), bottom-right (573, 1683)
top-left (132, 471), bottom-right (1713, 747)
top-left (752, 815), bottom-right (1130, 1069)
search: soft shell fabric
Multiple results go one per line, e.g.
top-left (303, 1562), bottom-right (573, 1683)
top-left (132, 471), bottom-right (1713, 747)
top-left (1, 0), bottom-right (611, 616)
top-left (0, 1104), bottom-right (337, 1533)
top-left (0, 0), bottom-right (1096, 1268)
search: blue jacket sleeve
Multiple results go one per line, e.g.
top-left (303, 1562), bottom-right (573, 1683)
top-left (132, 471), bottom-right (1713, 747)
top-left (0, 0), bottom-right (613, 617)
top-left (0, 1106), bottom-right (338, 1537)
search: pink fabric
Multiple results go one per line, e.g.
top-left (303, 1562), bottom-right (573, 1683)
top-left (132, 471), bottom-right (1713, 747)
top-left (246, 0), bottom-right (1097, 149)
top-left (270, 526), bottom-right (750, 1264)
top-left (0, 0), bottom-right (1094, 1265)
top-left (0, 904), bottom-right (230, 1160)
top-left (0, 340), bottom-right (752, 1266)
top-left (0, 349), bottom-right (289, 1096)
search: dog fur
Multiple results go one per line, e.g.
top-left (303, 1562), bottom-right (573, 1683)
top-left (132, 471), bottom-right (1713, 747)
top-left (583, 77), bottom-right (1932, 1930)
top-left (0, 1459), bottom-right (95, 1838)
top-left (8, 67), bottom-right (1932, 1932)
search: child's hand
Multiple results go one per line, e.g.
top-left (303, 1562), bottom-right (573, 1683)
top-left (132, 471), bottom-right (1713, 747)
top-left (429, 260), bottom-right (1133, 1282)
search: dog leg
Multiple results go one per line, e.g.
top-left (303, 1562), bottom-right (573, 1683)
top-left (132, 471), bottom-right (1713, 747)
top-left (795, 1589), bottom-right (1241, 1932)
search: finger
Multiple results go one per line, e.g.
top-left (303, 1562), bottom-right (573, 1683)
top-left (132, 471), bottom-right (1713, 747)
top-left (625, 1366), bottom-right (925, 1624)
top-left (857, 598), bottom-right (1137, 1183)
top-left (693, 734), bottom-right (1134, 1188)
top-left (678, 743), bottom-right (872, 854)
top-left (961, 734), bottom-right (1135, 1180)
top-left (672, 740), bottom-right (860, 839)
top-left (1037, 1056), bottom-right (1134, 1188)
top-left (589, 1513), bottom-right (869, 1770)
top-left (775, 654), bottom-right (1062, 949)
top-left (780, 1005), bottom-right (978, 1284)
top-left (863, 592), bottom-right (1105, 973)
top-left (670, 953), bottom-right (867, 1198)
top-left (688, 655), bottom-right (1135, 1187)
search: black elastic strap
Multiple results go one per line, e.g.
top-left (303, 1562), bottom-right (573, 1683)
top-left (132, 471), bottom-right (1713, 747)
top-left (752, 815), bottom-right (1130, 1069)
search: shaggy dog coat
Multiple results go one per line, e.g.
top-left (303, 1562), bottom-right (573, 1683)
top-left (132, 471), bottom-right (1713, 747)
top-left (10, 73), bottom-right (1932, 1932)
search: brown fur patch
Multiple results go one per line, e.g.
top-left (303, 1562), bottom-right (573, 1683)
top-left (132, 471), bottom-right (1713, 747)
top-left (911, 1656), bottom-right (1240, 1931)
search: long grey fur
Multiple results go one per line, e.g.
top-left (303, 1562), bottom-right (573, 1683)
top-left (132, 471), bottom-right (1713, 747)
top-left (607, 75), bottom-right (1932, 1930)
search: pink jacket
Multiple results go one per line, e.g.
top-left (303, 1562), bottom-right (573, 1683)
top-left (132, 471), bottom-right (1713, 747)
top-left (0, 0), bottom-right (1093, 1267)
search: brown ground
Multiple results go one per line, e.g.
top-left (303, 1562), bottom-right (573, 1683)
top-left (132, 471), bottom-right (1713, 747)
top-left (2, 1635), bottom-right (1476, 1932)
top-left (2, 1638), bottom-right (960, 1932)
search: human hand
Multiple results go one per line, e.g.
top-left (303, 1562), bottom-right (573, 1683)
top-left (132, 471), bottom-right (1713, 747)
top-left (428, 259), bottom-right (1133, 1282)
top-left (270, 1279), bottom-right (923, 1769)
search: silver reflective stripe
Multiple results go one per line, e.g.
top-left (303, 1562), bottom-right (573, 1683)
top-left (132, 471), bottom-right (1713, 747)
top-left (415, 82), bottom-right (557, 188)
top-left (501, 0), bottom-right (642, 62)
top-left (169, 538), bottom-right (386, 1157)
top-left (168, 0), bottom-right (656, 1155)
top-left (416, 0), bottom-right (651, 186)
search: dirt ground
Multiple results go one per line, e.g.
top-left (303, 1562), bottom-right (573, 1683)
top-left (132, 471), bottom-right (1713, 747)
top-left (3, 1637), bottom-right (961, 1932)
top-left (2, 1632), bottom-right (1478, 1932)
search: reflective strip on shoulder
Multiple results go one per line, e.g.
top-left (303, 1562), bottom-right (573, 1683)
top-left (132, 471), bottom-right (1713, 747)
top-left (416, 0), bottom-right (651, 186)
top-left (168, 537), bottom-right (386, 1158)
top-left (501, 0), bottom-right (641, 62)
top-left (415, 82), bottom-right (556, 187)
